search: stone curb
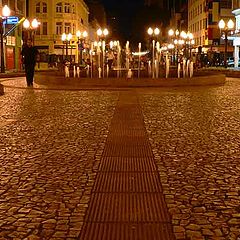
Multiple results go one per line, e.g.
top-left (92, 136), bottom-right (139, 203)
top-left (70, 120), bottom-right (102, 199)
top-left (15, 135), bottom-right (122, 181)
top-left (35, 73), bottom-right (226, 88)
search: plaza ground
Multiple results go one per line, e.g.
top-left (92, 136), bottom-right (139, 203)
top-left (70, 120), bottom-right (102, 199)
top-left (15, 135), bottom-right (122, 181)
top-left (0, 77), bottom-right (239, 239)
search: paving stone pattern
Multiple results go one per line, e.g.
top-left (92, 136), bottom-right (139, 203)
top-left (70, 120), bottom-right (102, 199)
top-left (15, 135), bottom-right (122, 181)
top-left (139, 80), bottom-right (240, 240)
top-left (0, 86), bottom-right (118, 239)
top-left (0, 77), bottom-right (240, 240)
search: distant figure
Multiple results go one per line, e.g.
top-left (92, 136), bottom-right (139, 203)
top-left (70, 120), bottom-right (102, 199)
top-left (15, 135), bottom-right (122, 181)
top-left (21, 39), bottom-right (39, 87)
top-left (107, 50), bottom-right (114, 69)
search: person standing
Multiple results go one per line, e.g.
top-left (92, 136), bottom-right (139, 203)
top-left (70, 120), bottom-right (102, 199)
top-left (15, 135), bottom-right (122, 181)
top-left (21, 39), bottom-right (39, 87)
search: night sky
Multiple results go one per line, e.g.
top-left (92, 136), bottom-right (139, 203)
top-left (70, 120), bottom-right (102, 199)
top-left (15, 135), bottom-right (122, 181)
top-left (100, 0), bottom-right (175, 46)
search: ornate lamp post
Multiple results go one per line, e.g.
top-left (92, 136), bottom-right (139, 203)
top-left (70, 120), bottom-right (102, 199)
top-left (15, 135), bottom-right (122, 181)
top-left (0, 5), bottom-right (11, 73)
top-left (61, 33), bottom-right (72, 61)
top-left (23, 18), bottom-right (40, 46)
top-left (97, 28), bottom-right (109, 78)
top-left (147, 27), bottom-right (160, 78)
top-left (219, 19), bottom-right (234, 68)
top-left (76, 30), bottom-right (88, 65)
top-left (168, 29), bottom-right (180, 64)
top-left (180, 31), bottom-right (194, 59)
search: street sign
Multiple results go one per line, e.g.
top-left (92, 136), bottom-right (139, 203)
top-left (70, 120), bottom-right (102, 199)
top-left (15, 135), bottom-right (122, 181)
top-left (4, 16), bottom-right (19, 25)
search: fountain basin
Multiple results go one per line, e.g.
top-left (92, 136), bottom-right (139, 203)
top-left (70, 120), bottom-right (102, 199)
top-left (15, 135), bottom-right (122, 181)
top-left (34, 71), bottom-right (225, 88)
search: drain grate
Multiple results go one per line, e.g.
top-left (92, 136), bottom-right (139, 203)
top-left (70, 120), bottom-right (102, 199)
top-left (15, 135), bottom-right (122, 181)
top-left (93, 172), bottom-right (162, 193)
top-left (80, 223), bottom-right (174, 240)
top-left (99, 157), bottom-right (157, 172)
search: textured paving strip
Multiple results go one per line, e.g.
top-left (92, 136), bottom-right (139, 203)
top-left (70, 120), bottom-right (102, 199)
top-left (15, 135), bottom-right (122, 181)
top-left (80, 93), bottom-right (175, 240)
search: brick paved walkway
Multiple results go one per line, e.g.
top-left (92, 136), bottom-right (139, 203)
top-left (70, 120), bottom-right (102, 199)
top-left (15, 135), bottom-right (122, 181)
top-left (80, 93), bottom-right (175, 240)
top-left (0, 77), bottom-right (240, 240)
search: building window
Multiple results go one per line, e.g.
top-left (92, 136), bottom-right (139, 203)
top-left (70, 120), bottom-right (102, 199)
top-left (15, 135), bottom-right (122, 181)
top-left (42, 22), bottom-right (47, 35)
top-left (36, 2), bottom-right (40, 13)
top-left (42, 2), bottom-right (47, 13)
top-left (64, 3), bottom-right (70, 13)
top-left (36, 27), bottom-right (40, 35)
top-left (56, 22), bottom-right (62, 35)
top-left (81, 18), bottom-right (84, 24)
top-left (56, 2), bottom-right (62, 13)
top-left (72, 5), bottom-right (75, 14)
top-left (220, 0), bottom-right (232, 9)
top-left (65, 23), bottom-right (71, 34)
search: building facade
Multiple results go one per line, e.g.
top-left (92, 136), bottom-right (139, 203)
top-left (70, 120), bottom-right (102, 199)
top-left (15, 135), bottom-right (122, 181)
top-left (169, 1), bottom-right (188, 32)
top-left (188, 0), bottom-right (234, 53)
top-left (0, 0), bottom-right (26, 71)
top-left (232, 0), bottom-right (240, 67)
top-left (27, 0), bottom-right (89, 64)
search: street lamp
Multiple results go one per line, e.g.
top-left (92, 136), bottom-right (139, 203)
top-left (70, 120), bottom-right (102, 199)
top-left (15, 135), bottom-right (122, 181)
top-left (180, 31), bottom-right (194, 59)
top-left (76, 30), bottom-right (88, 65)
top-left (96, 28), bottom-right (109, 78)
top-left (168, 29), bottom-right (180, 64)
top-left (0, 5), bottom-right (11, 73)
top-left (219, 19), bottom-right (234, 68)
top-left (147, 27), bottom-right (160, 78)
top-left (61, 33), bottom-right (72, 62)
top-left (23, 18), bottom-right (40, 45)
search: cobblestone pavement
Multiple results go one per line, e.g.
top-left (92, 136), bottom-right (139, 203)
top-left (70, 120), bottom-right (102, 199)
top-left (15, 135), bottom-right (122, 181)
top-left (139, 78), bottom-right (240, 240)
top-left (0, 78), bottom-right (118, 239)
top-left (0, 77), bottom-right (240, 239)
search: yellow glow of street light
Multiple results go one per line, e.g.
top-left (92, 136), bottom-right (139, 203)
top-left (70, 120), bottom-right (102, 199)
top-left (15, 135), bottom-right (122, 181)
top-left (2, 5), bottom-right (10, 17)
top-left (94, 41), bottom-right (98, 47)
top-left (147, 27), bottom-right (153, 35)
top-left (180, 31), bottom-right (187, 39)
top-left (176, 29), bottom-right (180, 36)
top-left (67, 33), bottom-right (72, 41)
top-left (227, 19), bottom-right (234, 29)
top-left (61, 33), bottom-right (67, 41)
top-left (188, 33), bottom-right (194, 40)
top-left (23, 18), bottom-right (39, 29)
top-left (110, 41), bottom-right (113, 48)
top-left (191, 39), bottom-right (195, 45)
top-left (168, 29), bottom-right (174, 36)
top-left (154, 28), bottom-right (160, 35)
top-left (76, 30), bottom-right (81, 38)
top-left (219, 19), bottom-right (225, 29)
top-left (31, 19), bottom-right (39, 29)
top-left (83, 30), bottom-right (88, 38)
top-left (97, 29), bottom-right (103, 36)
top-left (179, 39), bottom-right (185, 45)
top-left (103, 28), bottom-right (109, 36)
top-left (23, 19), bottom-right (30, 29)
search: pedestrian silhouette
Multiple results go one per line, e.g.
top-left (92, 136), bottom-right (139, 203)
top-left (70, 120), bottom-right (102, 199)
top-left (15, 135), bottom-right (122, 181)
top-left (21, 39), bottom-right (39, 87)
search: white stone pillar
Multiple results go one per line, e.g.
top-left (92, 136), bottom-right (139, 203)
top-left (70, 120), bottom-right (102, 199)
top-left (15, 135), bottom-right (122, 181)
top-left (234, 46), bottom-right (239, 68)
